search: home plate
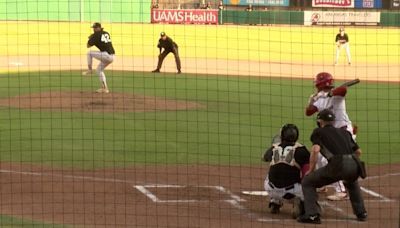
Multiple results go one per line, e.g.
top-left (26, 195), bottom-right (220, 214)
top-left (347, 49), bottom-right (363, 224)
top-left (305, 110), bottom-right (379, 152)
top-left (241, 191), bottom-right (269, 196)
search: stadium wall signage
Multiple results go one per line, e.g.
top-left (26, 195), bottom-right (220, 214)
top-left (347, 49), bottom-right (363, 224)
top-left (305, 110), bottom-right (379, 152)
top-left (151, 9), bottom-right (219, 24)
top-left (312, 0), bottom-right (355, 8)
top-left (222, 0), bottom-right (289, 6)
top-left (304, 11), bottom-right (380, 25)
top-left (354, 0), bottom-right (382, 8)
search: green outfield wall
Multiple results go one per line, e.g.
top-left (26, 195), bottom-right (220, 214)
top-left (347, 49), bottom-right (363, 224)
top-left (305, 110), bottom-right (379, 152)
top-left (219, 10), bottom-right (304, 25)
top-left (380, 12), bottom-right (400, 26)
top-left (0, 1), bottom-right (399, 26)
top-left (0, 0), bottom-right (151, 23)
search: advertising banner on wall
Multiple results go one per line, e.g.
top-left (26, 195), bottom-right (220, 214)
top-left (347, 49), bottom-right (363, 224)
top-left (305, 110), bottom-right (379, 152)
top-left (304, 11), bottom-right (380, 25)
top-left (355, 0), bottom-right (382, 8)
top-left (223, 0), bottom-right (289, 6)
top-left (151, 9), bottom-right (219, 24)
top-left (312, 0), bottom-right (354, 8)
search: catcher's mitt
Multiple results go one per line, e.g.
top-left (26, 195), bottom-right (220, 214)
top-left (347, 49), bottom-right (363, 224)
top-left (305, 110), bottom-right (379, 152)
top-left (271, 134), bottom-right (281, 146)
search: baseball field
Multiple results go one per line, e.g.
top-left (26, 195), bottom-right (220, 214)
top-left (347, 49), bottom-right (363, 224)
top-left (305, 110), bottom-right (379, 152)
top-left (0, 21), bottom-right (399, 227)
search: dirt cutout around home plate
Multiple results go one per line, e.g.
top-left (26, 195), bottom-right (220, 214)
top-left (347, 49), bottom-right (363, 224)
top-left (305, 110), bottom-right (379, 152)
top-left (0, 91), bottom-right (204, 113)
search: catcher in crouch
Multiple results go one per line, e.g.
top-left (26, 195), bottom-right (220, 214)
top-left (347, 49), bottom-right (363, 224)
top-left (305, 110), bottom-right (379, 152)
top-left (262, 124), bottom-right (310, 218)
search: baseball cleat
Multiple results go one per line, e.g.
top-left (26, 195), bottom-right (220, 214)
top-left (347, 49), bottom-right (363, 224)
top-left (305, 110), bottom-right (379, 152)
top-left (177, 70), bottom-right (181, 74)
top-left (356, 212), bottom-right (367, 222)
top-left (327, 192), bottom-right (348, 201)
top-left (297, 214), bottom-right (321, 224)
top-left (82, 70), bottom-right (93, 76)
top-left (151, 69), bottom-right (160, 73)
top-left (96, 88), bottom-right (110, 94)
top-left (268, 202), bottom-right (281, 214)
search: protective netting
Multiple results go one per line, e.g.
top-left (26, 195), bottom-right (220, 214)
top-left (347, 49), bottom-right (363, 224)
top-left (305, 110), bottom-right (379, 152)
top-left (0, 0), bottom-right (399, 227)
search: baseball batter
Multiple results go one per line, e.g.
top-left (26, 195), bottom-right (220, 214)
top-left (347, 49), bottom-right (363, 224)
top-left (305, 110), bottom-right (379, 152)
top-left (305, 72), bottom-right (356, 201)
top-left (152, 32), bottom-right (181, 74)
top-left (83, 22), bottom-right (115, 93)
top-left (335, 27), bottom-right (351, 65)
top-left (262, 124), bottom-right (310, 217)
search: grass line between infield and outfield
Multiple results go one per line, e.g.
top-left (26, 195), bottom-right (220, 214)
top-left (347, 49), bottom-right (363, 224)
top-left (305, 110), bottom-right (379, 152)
top-left (1, 21), bottom-right (399, 65)
top-left (0, 70), bottom-right (398, 168)
top-left (0, 214), bottom-right (68, 228)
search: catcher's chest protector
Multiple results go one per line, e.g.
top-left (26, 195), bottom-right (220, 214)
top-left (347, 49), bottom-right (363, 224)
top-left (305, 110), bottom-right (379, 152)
top-left (270, 143), bottom-right (302, 169)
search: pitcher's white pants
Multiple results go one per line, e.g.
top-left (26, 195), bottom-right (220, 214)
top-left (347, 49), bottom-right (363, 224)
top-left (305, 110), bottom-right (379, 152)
top-left (87, 51), bottom-right (114, 84)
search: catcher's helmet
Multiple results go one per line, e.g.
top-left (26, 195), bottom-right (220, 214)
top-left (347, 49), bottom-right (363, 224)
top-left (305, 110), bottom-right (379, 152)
top-left (314, 72), bottom-right (334, 90)
top-left (280, 124), bottom-right (299, 143)
top-left (317, 109), bottom-right (335, 121)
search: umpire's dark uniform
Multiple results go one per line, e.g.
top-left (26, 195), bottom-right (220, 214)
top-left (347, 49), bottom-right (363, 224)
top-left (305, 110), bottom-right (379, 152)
top-left (299, 109), bottom-right (367, 224)
top-left (153, 32), bottom-right (181, 73)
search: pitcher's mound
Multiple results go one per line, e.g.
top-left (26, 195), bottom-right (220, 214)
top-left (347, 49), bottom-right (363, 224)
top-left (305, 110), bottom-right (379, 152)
top-left (0, 91), bottom-right (204, 113)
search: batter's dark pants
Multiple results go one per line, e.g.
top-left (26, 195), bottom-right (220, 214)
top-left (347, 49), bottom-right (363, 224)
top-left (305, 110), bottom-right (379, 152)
top-left (156, 47), bottom-right (181, 71)
top-left (302, 155), bottom-right (366, 217)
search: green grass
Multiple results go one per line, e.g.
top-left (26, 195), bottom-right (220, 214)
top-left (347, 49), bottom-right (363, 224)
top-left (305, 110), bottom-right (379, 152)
top-left (0, 70), bottom-right (399, 168)
top-left (0, 214), bottom-right (67, 228)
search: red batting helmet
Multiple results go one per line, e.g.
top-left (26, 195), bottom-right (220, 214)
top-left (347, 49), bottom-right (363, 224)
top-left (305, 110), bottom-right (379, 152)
top-left (314, 72), bottom-right (334, 90)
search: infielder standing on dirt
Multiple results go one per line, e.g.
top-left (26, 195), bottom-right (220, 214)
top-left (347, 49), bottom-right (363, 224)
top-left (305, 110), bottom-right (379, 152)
top-left (262, 124), bottom-right (310, 217)
top-left (83, 22), bottom-right (115, 93)
top-left (335, 27), bottom-right (351, 66)
top-left (305, 72), bottom-right (357, 201)
top-left (152, 32), bottom-right (181, 74)
top-left (298, 109), bottom-right (367, 224)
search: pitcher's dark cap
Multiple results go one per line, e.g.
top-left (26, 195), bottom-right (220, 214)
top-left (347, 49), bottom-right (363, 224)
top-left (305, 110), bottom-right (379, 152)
top-left (91, 22), bottom-right (102, 28)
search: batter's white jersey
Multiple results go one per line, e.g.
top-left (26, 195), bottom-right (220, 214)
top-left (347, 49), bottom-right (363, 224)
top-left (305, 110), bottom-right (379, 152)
top-left (313, 91), bottom-right (354, 135)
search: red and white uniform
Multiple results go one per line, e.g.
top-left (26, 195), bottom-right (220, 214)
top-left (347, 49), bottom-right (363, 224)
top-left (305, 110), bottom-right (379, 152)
top-left (306, 86), bottom-right (352, 194)
top-left (312, 89), bottom-right (354, 138)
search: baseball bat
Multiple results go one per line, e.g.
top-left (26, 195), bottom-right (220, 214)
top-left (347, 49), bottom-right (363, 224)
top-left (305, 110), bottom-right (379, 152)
top-left (339, 78), bottom-right (360, 87)
top-left (310, 78), bottom-right (360, 101)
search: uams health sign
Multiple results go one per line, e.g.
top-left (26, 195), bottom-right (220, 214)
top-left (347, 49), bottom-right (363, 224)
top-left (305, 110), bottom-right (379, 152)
top-left (151, 9), bottom-right (219, 24)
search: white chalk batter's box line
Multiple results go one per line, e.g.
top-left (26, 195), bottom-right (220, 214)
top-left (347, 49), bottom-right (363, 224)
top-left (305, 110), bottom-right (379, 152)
top-left (242, 185), bottom-right (395, 203)
top-left (134, 184), bottom-right (246, 204)
top-left (0, 168), bottom-right (396, 204)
